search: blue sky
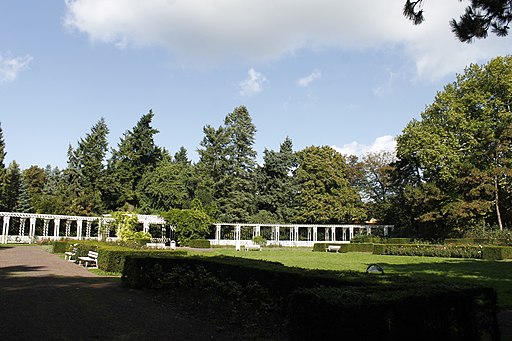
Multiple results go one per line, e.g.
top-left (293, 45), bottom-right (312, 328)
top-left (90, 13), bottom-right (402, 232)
top-left (1, 1), bottom-right (510, 170)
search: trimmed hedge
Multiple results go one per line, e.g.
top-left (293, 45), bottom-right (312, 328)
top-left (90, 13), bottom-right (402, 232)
top-left (122, 255), bottom-right (499, 341)
top-left (482, 246), bottom-right (512, 260)
top-left (188, 239), bottom-right (211, 248)
top-left (288, 285), bottom-right (498, 341)
top-left (313, 243), bottom-right (373, 253)
top-left (373, 244), bottom-right (483, 259)
top-left (96, 247), bottom-right (187, 273)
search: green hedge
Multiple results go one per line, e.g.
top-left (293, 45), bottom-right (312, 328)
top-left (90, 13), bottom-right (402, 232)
top-left (188, 239), bottom-right (211, 248)
top-left (373, 244), bottom-right (483, 259)
top-left (482, 246), bottom-right (512, 260)
top-left (288, 285), bottom-right (498, 341)
top-left (444, 238), bottom-right (489, 245)
top-left (96, 247), bottom-right (187, 273)
top-left (122, 255), bottom-right (498, 340)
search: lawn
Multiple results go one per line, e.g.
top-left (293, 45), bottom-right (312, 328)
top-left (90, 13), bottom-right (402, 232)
top-left (189, 247), bottom-right (512, 309)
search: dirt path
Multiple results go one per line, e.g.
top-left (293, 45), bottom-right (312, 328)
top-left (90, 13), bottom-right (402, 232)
top-left (0, 246), bottom-right (244, 341)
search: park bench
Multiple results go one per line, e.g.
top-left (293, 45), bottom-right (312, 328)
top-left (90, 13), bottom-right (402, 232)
top-left (146, 242), bottom-right (166, 249)
top-left (78, 251), bottom-right (98, 269)
top-left (326, 245), bottom-right (341, 253)
top-left (245, 244), bottom-right (261, 251)
top-left (64, 244), bottom-right (79, 262)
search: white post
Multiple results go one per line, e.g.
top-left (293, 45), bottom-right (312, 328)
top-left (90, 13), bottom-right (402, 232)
top-left (54, 218), bottom-right (60, 239)
top-left (143, 221), bottom-right (150, 234)
top-left (43, 219), bottom-right (50, 237)
top-left (349, 226), bottom-right (354, 241)
top-left (275, 226), bottom-right (280, 245)
top-left (29, 217), bottom-right (36, 243)
top-left (2, 216), bottom-right (10, 244)
top-left (307, 227), bottom-right (312, 241)
top-left (215, 224), bottom-right (221, 242)
top-left (342, 228), bottom-right (347, 241)
top-left (367, 226), bottom-right (371, 235)
top-left (255, 225), bottom-right (261, 237)
top-left (384, 226), bottom-right (389, 237)
top-left (65, 220), bottom-right (71, 237)
top-left (294, 226), bottom-right (299, 243)
top-left (86, 221), bottom-right (92, 238)
top-left (77, 220), bottom-right (83, 240)
top-left (19, 218), bottom-right (26, 236)
top-left (313, 226), bottom-right (317, 242)
top-left (331, 227), bottom-right (336, 241)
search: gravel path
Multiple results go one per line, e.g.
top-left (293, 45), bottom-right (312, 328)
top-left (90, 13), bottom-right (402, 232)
top-left (0, 246), bottom-right (243, 341)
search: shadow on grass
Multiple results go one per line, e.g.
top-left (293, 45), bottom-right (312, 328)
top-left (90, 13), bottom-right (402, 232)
top-left (377, 259), bottom-right (512, 309)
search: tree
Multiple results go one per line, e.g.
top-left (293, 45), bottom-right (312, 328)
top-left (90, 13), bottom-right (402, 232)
top-left (22, 166), bottom-right (46, 211)
top-left (106, 110), bottom-right (164, 210)
top-left (196, 106), bottom-right (258, 222)
top-left (3, 161), bottom-right (22, 211)
top-left (38, 166), bottom-right (67, 214)
top-left (404, 0), bottom-right (512, 42)
top-left (295, 146), bottom-right (365, 224)
top-left (0, 123), bottom-right (6, 210)
top-left (162, 199), bottom-right (213, 245)
top-left (396, 56), bottom-right (512, 235)
top-left (255, 137), bottom-right (299, 223)
top-left (66, 118), bottom-right (110, 215)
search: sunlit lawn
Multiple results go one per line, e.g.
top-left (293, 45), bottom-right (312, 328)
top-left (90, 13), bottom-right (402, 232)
top-left (189, 247), bottom-right (512, 309)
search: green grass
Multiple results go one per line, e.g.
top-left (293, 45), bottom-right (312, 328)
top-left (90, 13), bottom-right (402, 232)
top-left (189, 247), bottom-right (512, 309)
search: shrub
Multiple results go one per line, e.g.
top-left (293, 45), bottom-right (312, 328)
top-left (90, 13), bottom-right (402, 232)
top-left (188, 239), bottom-right (211, 248)
top-left (373, 244), bottom-right (483, 259)
top-left (482, 246), bottom-right (512, 260)
top-left (162, 202), bottom-right (212, 246)
top-left (97, 247), bottom-right (187, 273)
top-left (350, 235), bottom-right (384, 244)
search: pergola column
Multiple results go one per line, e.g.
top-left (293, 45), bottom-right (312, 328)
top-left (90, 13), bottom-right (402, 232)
top-left (54, 218), bottom-right (60, 238)
top-left (254, 225), bottom-right (261, 238)
top-left (342, 228), bottom-right (347, 241)
top-left (77, 220), bottom-right (83, 240)
top-left (274, 226), bottom-right (280, 244)
top-left (384, 226), bottom-right (389, 237)
top-left (65, 220), bottom-right (72, 237)
top-left (235, 224), bottom-right (241, 241)
top-left (312, 226), bottom-right (317, 242)
top-left (331, 227), bottom-right (336, 241)
top-left (294, 226), bottom-right (299, 242)
top-left (349, 226), bottom-right (354, 240)
top-left (367, 226), bottom-right (372, 235)
top-left (2, 216), bottom-right (10, 244)
top-left (86, 221), bottom-right (92, 238)
top-left (215, 224), bottom-right (221, 241)
top-left (19, 218), bottom-right (26, 236)
top-left (43, 219), bottom-right (50, 237)
top-left (29, 217), bottom-right (36, 242)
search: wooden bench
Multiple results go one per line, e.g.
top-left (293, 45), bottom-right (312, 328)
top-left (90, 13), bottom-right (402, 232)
top-left (245, 244), bottom-right (261, 251)
top-left (326, 245), bottom-right (341, 253)
top-left (64, 244), bottom-right (79, 262)
top-left (78, 251), bottom-right (99, 269)
top-left (146, 242), bottom-right (166, 249)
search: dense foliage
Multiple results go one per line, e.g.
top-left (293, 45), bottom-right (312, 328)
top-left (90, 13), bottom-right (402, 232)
top-left (1, 56), bottom-right (512, 241)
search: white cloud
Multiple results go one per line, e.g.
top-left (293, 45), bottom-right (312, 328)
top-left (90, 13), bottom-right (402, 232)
top-left (298, 69), bottom-right (321, 87)
top-left (64, 0), bottom-right (511, 80)
top-left (332, 135), bottom-right (396, 156)
top-left (0, 54), bottom-right (33, 83)
top-left (239, 68), bottom-right (266, 96)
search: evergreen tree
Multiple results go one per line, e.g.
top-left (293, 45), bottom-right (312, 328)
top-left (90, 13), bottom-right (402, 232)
top-left (38, 166), bottom-right (66, 214)
top-left (3, 161), bottom-right (21, 211)
top-left (17, 176), bottom-right (33, 212)
top-left (65, 118), bottom-right (110, 215)
top-left (255, 137), bottom-right (299, 223)
top-left (106, 110), bottom-right (164, 210)
top-left (22, 166), bottom-right (46, 212)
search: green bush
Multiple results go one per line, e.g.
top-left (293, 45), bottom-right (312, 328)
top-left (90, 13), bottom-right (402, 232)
top-left (288, 285), bottom-right (498, 341)
top-left (188, 239), bottom-right (211, 248)
top-left (312, 243), bottom-right (345, 252)
top-left (482, 246), bottom-right (512, 260)
top-left (96, 247), bottom-right (187, 273)
top-left (51, 240), bottom-right (72, 253)
top-left (386, 238), bottom-right (412, 244)
top-left (350, 235), bottom-right (384, 244)
top-left (373, 244), bottom-right (483, 259)
top-left (122, 255), bottom-right (499, 341)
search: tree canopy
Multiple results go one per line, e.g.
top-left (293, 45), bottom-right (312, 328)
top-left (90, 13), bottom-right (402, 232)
top-left (404, 0), bottom-right (512, 42)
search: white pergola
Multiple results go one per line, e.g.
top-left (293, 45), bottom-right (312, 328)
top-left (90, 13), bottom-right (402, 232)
top-left (0, 212), bottom-right (167, 244)
top-left (210, 223), bottom-right (393, 247)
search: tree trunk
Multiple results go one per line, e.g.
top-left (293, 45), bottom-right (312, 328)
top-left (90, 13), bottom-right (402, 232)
top-left (495, 175), bottom-right (503, 230)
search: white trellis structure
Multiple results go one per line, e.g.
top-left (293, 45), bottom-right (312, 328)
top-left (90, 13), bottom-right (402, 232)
top-left (210, 223), bottom-right (393, 247)
top-left (0, 212), bottom-right (168, 244)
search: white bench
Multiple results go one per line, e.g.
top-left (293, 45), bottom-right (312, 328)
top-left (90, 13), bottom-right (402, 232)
top-left (146, 242), bottom-right (166, 249)
top-left (326, 245), bottom-right (341, 253)
top-left (78, 251), bottom-right (99, 269)
top-left (245, 244), bottom-right (261, 251)
top-left (64, 244), bottom-right (78, 262)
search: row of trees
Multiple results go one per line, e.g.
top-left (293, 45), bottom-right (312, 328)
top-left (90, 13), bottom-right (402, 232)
top-left (1, 55), bottom-right (511, 239)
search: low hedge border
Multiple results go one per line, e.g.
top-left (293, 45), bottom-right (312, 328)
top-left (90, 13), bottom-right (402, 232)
top-left (188, 239), bottom-right (211, 248)
top-left (122, 255), bottom-right (498, 341)
top-left (482, 246), bottom-right (512, 260)
top-left (313, 243), bottom-right (374, 253)
top-left (373, 244), bottom-right (483, 259)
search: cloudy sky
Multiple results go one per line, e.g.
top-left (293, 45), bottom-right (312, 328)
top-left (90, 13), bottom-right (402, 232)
top-left (1, 1), bottom-right (510, 169)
